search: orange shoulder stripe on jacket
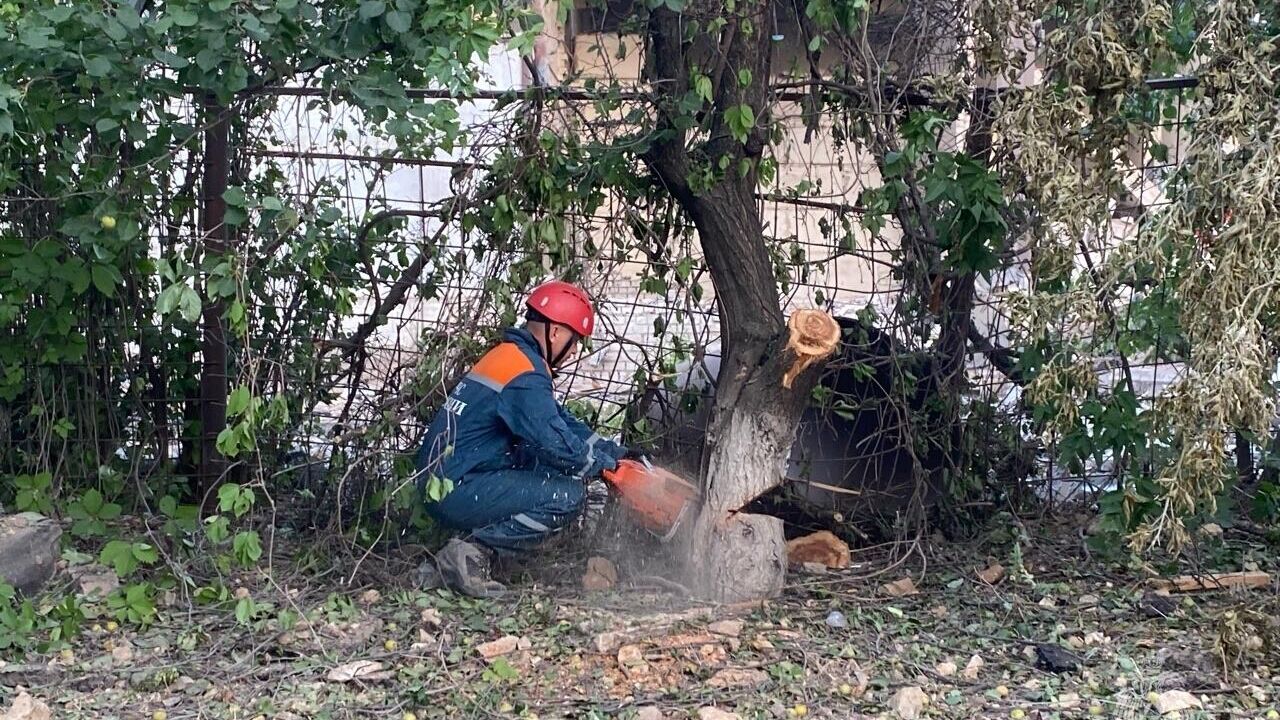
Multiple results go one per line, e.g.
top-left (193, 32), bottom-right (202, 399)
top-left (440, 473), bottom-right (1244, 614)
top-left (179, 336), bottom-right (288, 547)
top-left (469, 342), bottom-right (535, 389)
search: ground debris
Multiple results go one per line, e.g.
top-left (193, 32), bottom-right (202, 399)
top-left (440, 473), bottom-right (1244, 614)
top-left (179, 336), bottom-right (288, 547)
top-left (0, 692), bottom-right (51, 720)
top-left (880, 577), bottom-right (918, 597)
top-left (477, 635), bottom-right (522, 659)
top-left (889, 686), bottom-right (929, 719)
top-left (1034, 643), bottom-right (1080, 673)
top-left (707, 667), bottom-right (767, 688)
top-left (707, 620), bottom-right (743, 638)
top-left (582, 556), bottom-right (619, 591)
top-left (1153, 689), bottom-right (1202, 714)
top-left (325, 660), bottom-right (390, 683)
top-left (1150, 571), bottom-right (1271, 593)
top-left (962, 654), bottom-right (984, 680)
top-left (976, 563), bottom-right (1006, 585)
top-left (696, 708), bottom-right (741, 720)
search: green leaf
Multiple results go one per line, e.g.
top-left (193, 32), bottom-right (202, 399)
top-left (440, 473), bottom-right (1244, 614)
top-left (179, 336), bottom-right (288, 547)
top-left (227, 386), bottom-right (251, 417)
top-left (385, 10), bottom-right (411, 32)
top-left (100, 540), bottom-right (138, 577)
top-left (131, 543), bottom-right (159, 565)
top-left (234, 596), bottom-right (254, 624)
top-left (19, 27), bottom-right (55, 50)
top-left (41, 6), bottom-right (75, 23)
top-left (82, 488), bottom-right (104, 514)
top-left (737, 68), bottom-right (752, 87)
top-left (724, 104), bottom-right (756, 143)
top-left (169, 6), bottom-right (199, 26)
top-left (232, 531), bottom-right (263, 566)
top-left (195, 48), bottom-right (221, 71)
top-left (359, 0), bottom-right (386, 18)
top-left (95, 118), bottom-right (120, 133)
top-left (693, 74), bottom-right (713, 103)
top-left (222, 187), bottom-right (247, 207)
top-left (152, 49), bottom-right (189, 69)
top-left (84, 56), bottom-right (113, 78)
top-left (90, 264), bottom-right (118, 297)
top-left (156, 284), bottom-right (182, 315)
top-left (178, 286), bottom-right (202, 323)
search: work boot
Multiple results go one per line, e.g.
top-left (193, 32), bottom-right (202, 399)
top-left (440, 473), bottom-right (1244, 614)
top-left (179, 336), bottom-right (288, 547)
top-left (435, 538), bottom-right (507, 599)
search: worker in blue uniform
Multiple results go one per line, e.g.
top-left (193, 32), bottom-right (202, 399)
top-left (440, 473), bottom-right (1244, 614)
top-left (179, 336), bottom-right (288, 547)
top-left (415, 281), bottom-right (628, 597)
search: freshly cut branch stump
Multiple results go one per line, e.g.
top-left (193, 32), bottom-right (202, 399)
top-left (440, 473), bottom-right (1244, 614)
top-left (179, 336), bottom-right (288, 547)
top-left (781, 310), bottom-right (841, 389)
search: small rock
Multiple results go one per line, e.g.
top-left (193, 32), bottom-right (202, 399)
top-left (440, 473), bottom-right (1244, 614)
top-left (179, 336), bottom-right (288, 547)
top-left (0, 691), bottom-right (52, 720)
top-left (1153, 690), bottom-right (1202, 714)
top-left (1198, 523), bottom-right (1223, 538)
top-left (593, 631), bottom-right (627, 654)
top-left (634, 708), bottom-right (664, 720)
top-left (785, 530), bottom-right (850, 569)
top-left (707, 668), bottom-right (768, 688)
top-left (1038, 596), bottom-right (1057, 608)
top-left (976, 563), bottom-right (1006, 585)
top-left (930, 605), bottom-right (949, 619)
top-left (617, 644), bottom-right (645, 667)
top-left (825, 611), bottom-right (847, 629)
top-left (582, 556), bottom-right (618, 592)
top-left (962, 654), bottom-right (984, 680)
top-left (476, 635), bottom-right (520, 659)
top-left (1056, 692), bottom-right (1081, 709)
top-left (1067, 636), bottom-right (1085, 649)
top-left (617, 644), bottom-right (648, 678)
top-left (1077, 594), bottom-right (1100, 607)
top-left (358, 589), bottom-right (381, 605)
top-left (708, 620), bottom-right (744, 637)
top-left (696, 709), bottom-right (741, 720)
top-left (880, 577), bottom-right (918, 597)
top-left (1083, 631), bottom-right (1108, 646)
top-left (0, 513), bottom-right (62, 595)
top-left (889, 686), bottom-right (929, 719)
top-left (111, 640), bottom-right (135, 664)
top-left (935, 661), bottom-right (957, 678)
top-left (419, 608), bottom-right (443, 627)
top-left (69, 563), bottom-right (118, 598)
top-left (750, 635), bottom-right (775, 651)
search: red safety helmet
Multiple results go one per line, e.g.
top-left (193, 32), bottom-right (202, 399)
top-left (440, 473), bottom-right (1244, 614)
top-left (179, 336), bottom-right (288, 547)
top-left (527, 280), bottom-right (595, 337)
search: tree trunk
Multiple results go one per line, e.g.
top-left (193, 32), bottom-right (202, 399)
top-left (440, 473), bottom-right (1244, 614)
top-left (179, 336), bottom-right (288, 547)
top-left (642, 0), bottom-right (842, 601)
top-left (197, 96), bottom-right (231, 509)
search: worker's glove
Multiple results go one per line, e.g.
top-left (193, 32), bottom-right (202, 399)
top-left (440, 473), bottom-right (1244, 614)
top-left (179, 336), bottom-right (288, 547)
top-left (621, 447), bottom-right (650, 464)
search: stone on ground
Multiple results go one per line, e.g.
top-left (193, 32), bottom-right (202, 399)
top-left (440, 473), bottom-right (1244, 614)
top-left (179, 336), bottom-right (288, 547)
top-left (0, 513), bottom-right (61, 595)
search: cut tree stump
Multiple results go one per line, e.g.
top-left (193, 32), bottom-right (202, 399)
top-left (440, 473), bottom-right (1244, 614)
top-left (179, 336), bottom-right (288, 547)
top-left (0, 513), bottom-right (61, 595)
top-left (685, 309), bottom-right (842, 602)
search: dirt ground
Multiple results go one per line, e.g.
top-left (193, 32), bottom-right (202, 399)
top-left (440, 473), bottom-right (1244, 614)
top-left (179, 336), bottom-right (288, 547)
top-left (3, 518), bottom-right (1278, 720)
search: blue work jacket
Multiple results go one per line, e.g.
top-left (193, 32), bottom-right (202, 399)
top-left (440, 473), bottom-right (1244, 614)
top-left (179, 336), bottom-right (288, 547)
top-left (415, 327), bottom-right (623, 484)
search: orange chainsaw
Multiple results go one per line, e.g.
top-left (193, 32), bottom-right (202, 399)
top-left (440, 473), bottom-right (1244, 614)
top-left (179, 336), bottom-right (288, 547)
top-left (602, 457), bottom-right (700, 542)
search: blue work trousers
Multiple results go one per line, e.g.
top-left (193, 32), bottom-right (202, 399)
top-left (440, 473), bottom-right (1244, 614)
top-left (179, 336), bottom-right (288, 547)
top-left (426, 468), bottom-right (585, 554)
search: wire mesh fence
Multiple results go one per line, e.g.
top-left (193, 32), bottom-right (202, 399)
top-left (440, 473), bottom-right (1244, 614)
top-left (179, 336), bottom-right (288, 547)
top-left (0, 39), bottom-right (1201, 536)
